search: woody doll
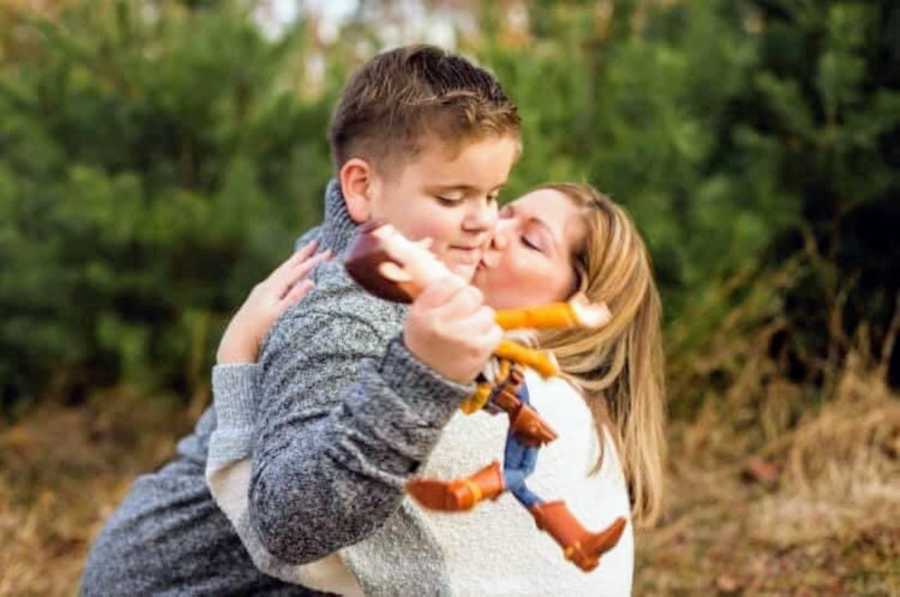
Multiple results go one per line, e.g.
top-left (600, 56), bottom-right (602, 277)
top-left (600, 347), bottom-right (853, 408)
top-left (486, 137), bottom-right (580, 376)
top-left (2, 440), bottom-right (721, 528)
top-left (347, 223), bottom-right (627, 572)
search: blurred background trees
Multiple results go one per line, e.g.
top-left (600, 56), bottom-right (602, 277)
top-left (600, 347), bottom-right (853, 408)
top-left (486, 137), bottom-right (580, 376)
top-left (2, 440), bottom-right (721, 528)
top-left (3, 0), bottom-right (895, 415)
top-left (1, 0), bottom-right (337, 413)
top-left (1, 0), bottom-right (898, 593)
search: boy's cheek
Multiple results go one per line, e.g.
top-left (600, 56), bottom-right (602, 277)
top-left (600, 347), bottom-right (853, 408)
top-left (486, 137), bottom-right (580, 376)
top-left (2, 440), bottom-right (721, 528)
top-left (409, 220), bottom-right (454, 247)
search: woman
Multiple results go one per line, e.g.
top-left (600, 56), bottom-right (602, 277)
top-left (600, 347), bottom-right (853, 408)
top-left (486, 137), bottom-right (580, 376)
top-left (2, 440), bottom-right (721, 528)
top-left (206, 183), bottom-right (665, 595)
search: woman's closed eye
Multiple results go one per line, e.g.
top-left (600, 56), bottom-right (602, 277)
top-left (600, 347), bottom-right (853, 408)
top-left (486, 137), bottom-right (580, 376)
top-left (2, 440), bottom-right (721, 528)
top-left (521, 234), bottom-right (543, 252)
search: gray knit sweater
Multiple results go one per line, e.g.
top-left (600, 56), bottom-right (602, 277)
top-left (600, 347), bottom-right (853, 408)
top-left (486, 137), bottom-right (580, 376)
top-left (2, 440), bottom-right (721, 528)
top-left (80, 180), bottom-right (472, 596)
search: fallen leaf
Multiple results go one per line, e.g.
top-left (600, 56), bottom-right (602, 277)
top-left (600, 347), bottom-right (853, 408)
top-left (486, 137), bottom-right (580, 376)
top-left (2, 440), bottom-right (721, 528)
top-left (741, 456), bottom-right (780, 485)
top-left (716, 573), bottom-right (742, 593)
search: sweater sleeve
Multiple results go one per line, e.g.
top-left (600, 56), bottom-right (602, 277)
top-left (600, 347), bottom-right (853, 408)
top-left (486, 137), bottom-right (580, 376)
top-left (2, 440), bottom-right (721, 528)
top-left (206, 363), bottom-right (259, 530)
top-left (248, 265), bottom-right (473, 564)
top-left (206, 362), bottom-right (369, 593)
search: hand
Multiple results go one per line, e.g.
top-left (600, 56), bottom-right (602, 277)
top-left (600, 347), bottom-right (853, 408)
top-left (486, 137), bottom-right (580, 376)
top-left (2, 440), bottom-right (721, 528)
top-left (216, 241), bottom-right (331, 364)
top-left (403, 276), bottom-right (503, 384)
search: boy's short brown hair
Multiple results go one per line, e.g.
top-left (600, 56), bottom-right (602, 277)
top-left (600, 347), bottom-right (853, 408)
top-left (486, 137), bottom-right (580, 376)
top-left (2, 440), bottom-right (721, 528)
top-left (329, 45), bottom-right (520, 174)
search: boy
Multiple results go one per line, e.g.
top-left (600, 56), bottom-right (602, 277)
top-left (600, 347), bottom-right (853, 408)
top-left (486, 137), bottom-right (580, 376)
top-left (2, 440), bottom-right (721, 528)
top-left (81, 45), bottom-right (520, 596)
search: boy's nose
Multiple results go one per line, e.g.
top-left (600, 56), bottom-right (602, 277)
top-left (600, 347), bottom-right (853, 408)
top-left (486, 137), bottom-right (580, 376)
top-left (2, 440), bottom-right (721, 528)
top-left (463, 199), bottom-right (498, 232)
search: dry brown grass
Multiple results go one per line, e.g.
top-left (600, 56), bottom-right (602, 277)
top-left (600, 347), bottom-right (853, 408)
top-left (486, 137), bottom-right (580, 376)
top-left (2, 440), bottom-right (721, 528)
top-left (0, 389), bottom-right (192, 596)
top-left (635, 251), bottom-right (900, 596)
top-left (636, 350), bottom-right (900, 595)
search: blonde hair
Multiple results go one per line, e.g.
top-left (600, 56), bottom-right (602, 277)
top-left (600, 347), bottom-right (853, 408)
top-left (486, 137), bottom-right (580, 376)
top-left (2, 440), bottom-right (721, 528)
top-left (536, 182), bottom-right (666, 527)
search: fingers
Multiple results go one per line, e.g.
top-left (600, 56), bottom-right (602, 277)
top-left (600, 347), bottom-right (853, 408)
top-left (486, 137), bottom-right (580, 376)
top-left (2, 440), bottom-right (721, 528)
top-left (463, 322), bottom-right (503, 361)
top-left (294, 247), bottom-right (332, 274)
top-left (446, 303), bottom-right (494, 335)
top-left (404, 276), bottom-right (500, 383)
top-left (413, 275), bottom-right (468, 310)
top-left (440, 285), bottom-right (484, 320)
top-left (416, 278), bottom-right (483, 318)
top-left (274, 240), bottom-right (318, 277)
top-left (293, 239), bottom-right (319, 262)
top-left (450, 306), bottom-right (503, 349)
top-left (283, 278), bottom-right (315, 305)
top-left (271, 240), bottom-right (324, 278)
top-left (271, 246), bottom-right (331, 299)
top-left (281, 249), bottom-right (331, 293)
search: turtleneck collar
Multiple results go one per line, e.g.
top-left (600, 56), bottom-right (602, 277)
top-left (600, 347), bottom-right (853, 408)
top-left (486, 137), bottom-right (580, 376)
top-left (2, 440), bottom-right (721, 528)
top-left (318, 178), bottom-right (359, 256)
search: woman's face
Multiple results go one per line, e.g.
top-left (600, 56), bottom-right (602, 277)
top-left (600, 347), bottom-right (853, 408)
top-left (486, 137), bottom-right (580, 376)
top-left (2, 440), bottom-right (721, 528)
top-left (472, 188), bottom-right (587, 309)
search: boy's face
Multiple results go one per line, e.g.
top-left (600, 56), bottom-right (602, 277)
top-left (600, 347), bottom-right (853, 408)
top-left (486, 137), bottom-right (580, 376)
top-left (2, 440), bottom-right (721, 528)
top-left (367, 135), bottom-right (518, 282)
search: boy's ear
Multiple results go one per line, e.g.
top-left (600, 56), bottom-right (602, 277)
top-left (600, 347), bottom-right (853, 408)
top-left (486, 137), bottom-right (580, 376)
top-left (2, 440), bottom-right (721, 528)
top-left (339, 158), bottom-right (378, 224)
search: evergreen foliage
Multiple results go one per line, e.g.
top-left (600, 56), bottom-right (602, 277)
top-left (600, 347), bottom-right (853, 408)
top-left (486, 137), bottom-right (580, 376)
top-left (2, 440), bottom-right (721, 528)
top-left (1, 0), bottom-right (897, 412)
top-left (1, 1), bottom-right (335, 409)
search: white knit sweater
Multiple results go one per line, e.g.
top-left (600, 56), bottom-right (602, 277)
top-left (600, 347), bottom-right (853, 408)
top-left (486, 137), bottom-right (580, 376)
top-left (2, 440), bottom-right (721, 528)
top-left (208, 364), bottom-right (633, 596)
top-left (416, 369), bottom-right (634, 596)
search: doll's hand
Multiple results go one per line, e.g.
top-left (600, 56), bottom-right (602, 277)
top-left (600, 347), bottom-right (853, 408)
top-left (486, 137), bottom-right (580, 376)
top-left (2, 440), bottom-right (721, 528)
top-left (403, 277), bottom-right (503, 384)
top-left (216, 241), bottom-right (331, 364)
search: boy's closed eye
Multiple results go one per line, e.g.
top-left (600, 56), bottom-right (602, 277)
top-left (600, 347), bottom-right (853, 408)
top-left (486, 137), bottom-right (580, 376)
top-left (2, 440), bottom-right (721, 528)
top-left (431, 183), bottom-right (503, 206)
top-left (436, 195), bottom-right (464, 206)
top-left (437, 192), bottom-right (500, 204)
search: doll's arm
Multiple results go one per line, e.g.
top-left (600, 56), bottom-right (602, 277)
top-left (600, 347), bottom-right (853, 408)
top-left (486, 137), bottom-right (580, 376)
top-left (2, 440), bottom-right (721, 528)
top-left (492, 299), bottom-right (612, 378)
top-left (495, 340), bottom-right (560, 378)
top-left (495, 298), bottom-right (611, 331)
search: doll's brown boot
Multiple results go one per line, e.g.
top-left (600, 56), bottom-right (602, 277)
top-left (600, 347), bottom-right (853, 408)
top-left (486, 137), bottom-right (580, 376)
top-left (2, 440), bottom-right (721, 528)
top-left (406, 461), bottom-right (505, 512)
top-left (529, 500), bottom-right (627, 572)
top-left (489, 371), bottom-right (558, 446)
top-left (507, 404), bottom-right (558, 446)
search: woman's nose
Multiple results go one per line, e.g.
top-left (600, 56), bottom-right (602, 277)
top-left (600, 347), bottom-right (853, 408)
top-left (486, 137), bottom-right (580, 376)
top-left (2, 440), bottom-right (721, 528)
top-left (491, 226), bottom-right (509, 251)
top-left (481, 221), bottom-right (511, 268)
top-left (491, 217), bottom-right (515, 249)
